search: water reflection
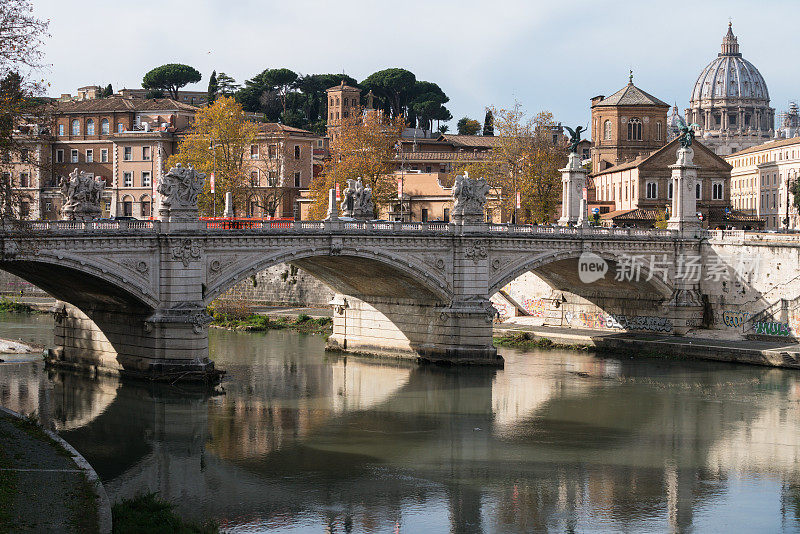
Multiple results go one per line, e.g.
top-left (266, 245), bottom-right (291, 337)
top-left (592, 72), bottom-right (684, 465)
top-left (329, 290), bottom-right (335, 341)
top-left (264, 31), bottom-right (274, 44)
top-left (2, 318), bottom-right (800, 532)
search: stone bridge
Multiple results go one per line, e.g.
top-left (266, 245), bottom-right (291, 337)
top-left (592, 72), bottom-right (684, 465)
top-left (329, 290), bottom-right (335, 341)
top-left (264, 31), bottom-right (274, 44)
top-left (0, 218), bottom-right (710, 379)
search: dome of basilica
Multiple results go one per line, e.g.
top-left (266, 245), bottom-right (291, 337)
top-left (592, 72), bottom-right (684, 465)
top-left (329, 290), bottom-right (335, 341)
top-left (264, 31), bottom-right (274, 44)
top-left (690, 25), bottom-right (769, 103)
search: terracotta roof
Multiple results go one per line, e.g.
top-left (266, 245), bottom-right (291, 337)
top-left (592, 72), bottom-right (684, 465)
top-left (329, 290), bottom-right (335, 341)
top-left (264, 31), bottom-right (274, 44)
top-left (600, 208), bottom-right (661, 221)
top-left (592, 138), bottom-right (731, 177)
top-left (437, 134), bottom-right (501, 148)
top-left (707, 208), bottom-right (765, 223)
top-left (257, 123), bottom-right (318, 137)
top-left (396, 151), bottom-right (490, 161)
top-left (726, 136), bottom-right (800, 158)
top-left (593, 83), bottom-right (669, 108)
top-left (52, 96), bottom-right (198, 113)
top-left (326, 81), bottom-right (360, 92)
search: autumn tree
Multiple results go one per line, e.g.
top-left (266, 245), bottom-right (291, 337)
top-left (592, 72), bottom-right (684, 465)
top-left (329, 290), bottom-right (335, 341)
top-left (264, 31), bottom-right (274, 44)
top-left (457, 117), bottom-right (481, 135)
top-left (0, 0), bottom-right (49, 223)
top-left (485, 105), bottom-right (566, 223)
top-left (308, 111), bottom-right (405, 219)
top-left (166, 96), bottom-right (258, 216)
top-left (142, 64), bottom-right (202, 100)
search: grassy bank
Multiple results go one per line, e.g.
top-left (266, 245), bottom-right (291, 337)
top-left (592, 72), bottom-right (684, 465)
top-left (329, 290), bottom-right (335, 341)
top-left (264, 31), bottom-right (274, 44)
top-left (211, 311), bottom-right (333, 337)
top-left (494, 331), bottom-right (591, 351)
top-left (0, 298), bottom-right (35, 314)
top-left (112, 493), bottom-right (218, 534)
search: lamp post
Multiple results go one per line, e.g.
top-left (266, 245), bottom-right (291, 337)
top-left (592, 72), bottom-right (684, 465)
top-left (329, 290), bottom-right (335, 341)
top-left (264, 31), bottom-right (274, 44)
top-left (785, 168), bottom-right (796, 231)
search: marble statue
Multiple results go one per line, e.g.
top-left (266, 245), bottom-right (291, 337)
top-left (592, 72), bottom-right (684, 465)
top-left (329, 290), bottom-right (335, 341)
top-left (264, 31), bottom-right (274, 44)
top-left (340, 177), bottom-right (374, 219)
top-left (157, 164), bottom-right (205, 209)
top-left (59, 168), bottom-right (104, 221)
top-left (452, 171), bottom-right (490, 221)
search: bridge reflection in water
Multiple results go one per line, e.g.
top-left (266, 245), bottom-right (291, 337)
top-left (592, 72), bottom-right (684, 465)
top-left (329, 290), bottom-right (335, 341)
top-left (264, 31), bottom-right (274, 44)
top-left (3, 318), bottom-right (800, 532)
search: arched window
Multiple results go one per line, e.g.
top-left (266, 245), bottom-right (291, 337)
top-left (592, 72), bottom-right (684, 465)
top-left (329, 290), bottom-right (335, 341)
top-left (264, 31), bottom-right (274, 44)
top-left (71, 119), bottom-right (80, 135)
top-left (627, 118), bottom-right (642, 141)
top-left (117, 123), bottom-right (124, 133)
top-left (86, 119), bottom-right (94, 135)
top-left (603, 120), bottom-right (611, 141)
top-left (140, 195), bottom-right (151, 218)
top-left (100, 119), bottom-right (109, 134)
top-left (656, 121), bottom-right (662, 141)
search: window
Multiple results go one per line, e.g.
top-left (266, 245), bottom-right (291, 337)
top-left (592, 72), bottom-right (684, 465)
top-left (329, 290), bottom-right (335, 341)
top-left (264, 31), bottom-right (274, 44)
top-left (56, 149), bottom-right (64, 163)
top-left (100, 149), bottom-right (108, 163)
top-left (71, 149), bottom-right (78, 163)
top-left (142, 146), bottom-right (151, 161)
top-left (86, 119), bottom-right (95, 135)
top-left (656, 121), bottom-right (662, 141)
top-left (696, 183), bottom-right (701, 200)
top-left (250, 171), bottom-right (258, 187)
top-left (101, 119), bottom-right (109, 134)
top-left (19, 148), bottom-right (28, 162)
top-left (123, 200), bottom-right (132, 217)
top-left (421, 208), bottom-right (428, 222)
top-left (443, 208), bottom-right (450, 222)
top-left (294, 171), bottom-right (301, 187)
top-left (294, 146), bottom-right (300, 159)
top-left (268, 145), bottom-right (277, 159)
top-left (268, 171), bottom-right (277, 187)
top-left (250, 145), bottom-right (259, 159)
top-left (668, 181), bottom-right (673, 199)
top-left (627, 118), bottom-right (642, 141)
top-left (123, 172), bottom-right (132, 187)
top-left (117, 123), bottom-right (124, 133)
top-left (45, 202), bottom-right (52, 212)
top-left (86, 149), bottom-right (93, 163)
top-left (712, 182), bottom-right (723, 200)
top-left (142, 171), bottom-right (151, 187)
top-left (19, 173), bottom-right (29, 187)
top-left (343, 110), bottom-right (349, 118)
top-left (58, 124), bottom-right (64, 136)
top-left (19, 201), bottom-right (29, 218)
top-left (603, 120), bottom-right (612, 141)
top-left (123, 147), bottom-right (132, 161)
top-left (141, 200), bottom-right (151, 217)
top-left (317, 140), bottom-right (324, 148)
top-left (71, 119), bottom-right (80, 135)
top-left (646, 181), bottom-right (657, 199)
top-left (104, 201), bottom-right (111, 212)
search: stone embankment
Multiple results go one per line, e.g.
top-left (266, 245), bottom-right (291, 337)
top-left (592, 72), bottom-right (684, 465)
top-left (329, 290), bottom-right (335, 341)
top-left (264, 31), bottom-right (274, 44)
top-left (0, 406), bottom-right (111, 533)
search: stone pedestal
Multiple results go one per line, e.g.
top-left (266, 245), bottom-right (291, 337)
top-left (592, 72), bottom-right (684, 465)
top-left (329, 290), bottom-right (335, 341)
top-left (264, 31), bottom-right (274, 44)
top-left (577, 197), bottom-right (590, 227)
top-left (223, 192), bottom-right (234, 218)
top-left (667, 147), bottom-right (701, 233)
top-left (558, 153), bottom-right (588, 226)
top-left (324, 188), bottom-right (339, 220)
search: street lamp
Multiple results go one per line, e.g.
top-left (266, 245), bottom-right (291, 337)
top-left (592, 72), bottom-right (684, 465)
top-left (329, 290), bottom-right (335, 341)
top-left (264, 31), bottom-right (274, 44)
top-left (785, 168), bottom-right (796, 231)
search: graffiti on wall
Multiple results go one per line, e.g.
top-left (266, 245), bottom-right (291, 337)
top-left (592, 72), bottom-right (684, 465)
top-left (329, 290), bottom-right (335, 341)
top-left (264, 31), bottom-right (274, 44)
top-left (566, 312), bottom-right (673, 333)
top-left (522, 298), bottom-right (548, 318)
top-left (753, 321), bottom-right (792, 337)
top-left (722, 311), bottom-right (749, 329)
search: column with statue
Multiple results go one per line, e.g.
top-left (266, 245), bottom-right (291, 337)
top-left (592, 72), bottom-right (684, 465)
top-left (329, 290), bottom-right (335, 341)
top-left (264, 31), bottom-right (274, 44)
top-left (558, 126), bottom-right (588, 226)
top-left (667, 118), bottom-right (701, 233)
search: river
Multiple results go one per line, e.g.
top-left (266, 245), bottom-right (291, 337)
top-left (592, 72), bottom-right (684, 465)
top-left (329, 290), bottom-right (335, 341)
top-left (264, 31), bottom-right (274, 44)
top-left (2, 314), bottom-right (800, 533)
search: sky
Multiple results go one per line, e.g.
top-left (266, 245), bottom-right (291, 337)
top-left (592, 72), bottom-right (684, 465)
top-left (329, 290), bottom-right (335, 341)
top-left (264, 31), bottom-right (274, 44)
top-left (30, 0), bottom-right (800, 134)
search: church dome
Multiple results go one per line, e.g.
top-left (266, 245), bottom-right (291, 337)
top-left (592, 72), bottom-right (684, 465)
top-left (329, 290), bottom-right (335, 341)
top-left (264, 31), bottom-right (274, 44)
top-left (690, 23), bottom-right (769, 103)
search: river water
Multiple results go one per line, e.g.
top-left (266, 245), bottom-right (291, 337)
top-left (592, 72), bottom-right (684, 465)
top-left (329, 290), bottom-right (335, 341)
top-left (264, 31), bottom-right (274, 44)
top-left (2, 314), bottom-right (800, 533)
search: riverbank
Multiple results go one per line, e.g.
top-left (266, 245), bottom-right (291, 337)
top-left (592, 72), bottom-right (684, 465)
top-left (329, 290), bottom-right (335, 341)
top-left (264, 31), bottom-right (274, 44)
top-left (0, 406), bottom-right (111, 533)
top-left (210, 311), bottom-right (332, 337)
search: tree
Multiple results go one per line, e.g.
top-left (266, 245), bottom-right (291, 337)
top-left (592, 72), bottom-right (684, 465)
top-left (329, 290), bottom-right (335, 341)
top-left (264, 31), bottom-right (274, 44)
top-left (361, 68), bottom-right (416, 118)
top-left (308, 111), bottom-right (405, 219)
top-left (101, 83), bottom-right (113, 97)
top-left (142, 64), bottom-right (202, 100)
top-left (410, 81), bottom-right (450, 131)
top-left (166, 96), bottom-right (258, 216)
top-left (0, 0), bottom-right (49, 74)
top-left (207, 70), bottom-right (218, 103)
top-left (457, 117), bottom-right (481, 135)
top-left (216, 72), bottom-right (240, 96)
top-left (483, 109), bottom-right (494, 136)
top-left (483, 105), bottom-right (566, 223)
top-left (238, 68), bottom-right (298, 118)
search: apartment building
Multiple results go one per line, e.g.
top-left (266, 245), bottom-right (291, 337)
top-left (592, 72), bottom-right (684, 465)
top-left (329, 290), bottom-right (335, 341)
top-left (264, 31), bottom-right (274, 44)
top-left (726, 137), bottom-right (800, 229)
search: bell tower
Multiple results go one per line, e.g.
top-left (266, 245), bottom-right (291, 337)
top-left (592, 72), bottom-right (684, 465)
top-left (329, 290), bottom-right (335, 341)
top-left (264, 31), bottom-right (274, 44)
top-left (325, 81), bottom-right (361, 141)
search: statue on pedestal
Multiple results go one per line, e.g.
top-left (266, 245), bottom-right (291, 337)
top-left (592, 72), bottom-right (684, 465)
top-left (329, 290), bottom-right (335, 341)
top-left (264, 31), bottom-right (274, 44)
top-left (675, 116), bottom-right (700, 149)
top-left (59, 168), bottom-right (104, 221)
top-left (564, 125), bottom-right (586, 154)
top-left (340, 177), bottom-right (374, 219)
top-left (157, 164), bottom-right (205, 222)
top-left (452, 172), bottom-right (490, 222)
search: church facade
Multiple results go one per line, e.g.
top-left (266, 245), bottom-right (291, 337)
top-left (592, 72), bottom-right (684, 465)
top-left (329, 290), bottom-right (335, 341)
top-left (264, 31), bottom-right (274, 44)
top-left (685, 23), bottom-right (775, 156)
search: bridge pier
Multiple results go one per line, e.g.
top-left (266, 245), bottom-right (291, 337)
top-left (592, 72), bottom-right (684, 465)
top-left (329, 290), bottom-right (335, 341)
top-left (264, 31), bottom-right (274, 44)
top-left (327, 295), bottom-right (501, 366)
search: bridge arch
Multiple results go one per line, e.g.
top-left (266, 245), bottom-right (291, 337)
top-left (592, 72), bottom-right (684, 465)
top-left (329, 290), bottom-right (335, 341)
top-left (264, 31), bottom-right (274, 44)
top-left (203, 247), bottom-right (452, 306)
